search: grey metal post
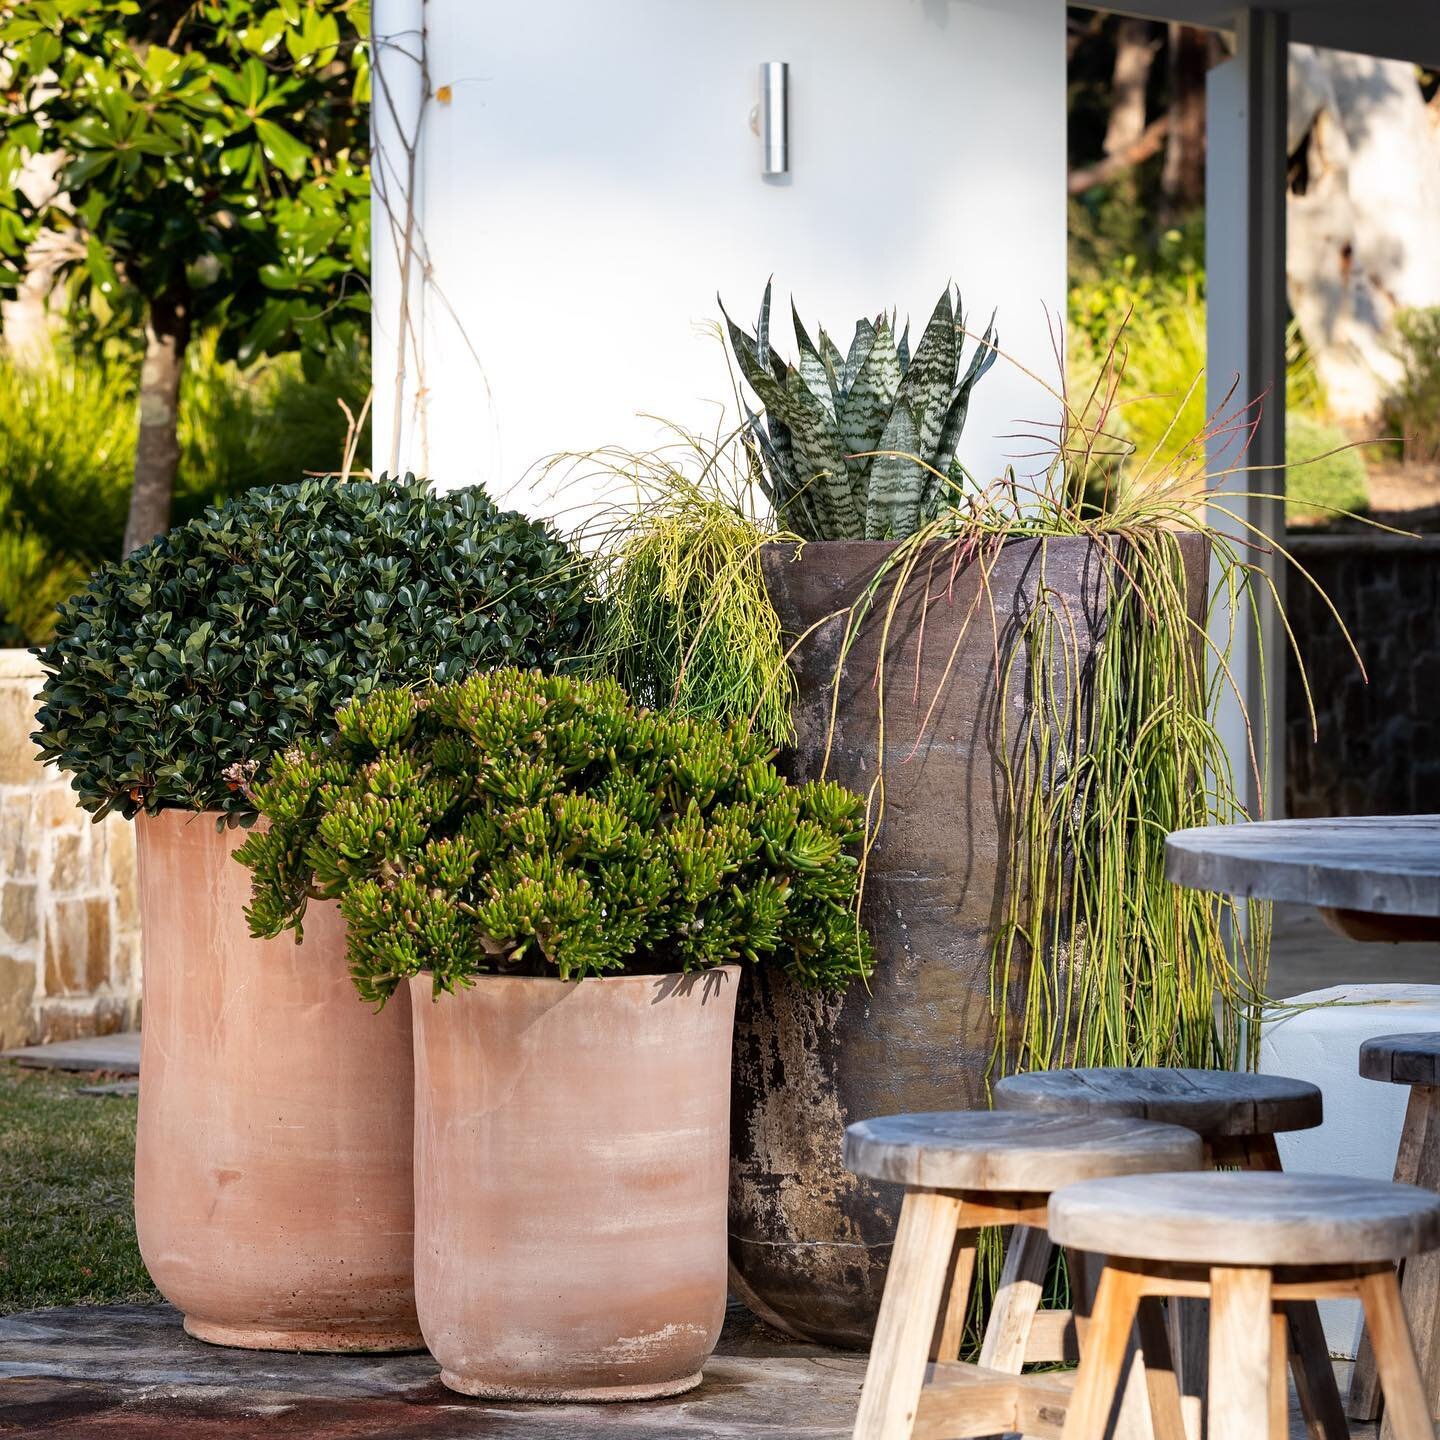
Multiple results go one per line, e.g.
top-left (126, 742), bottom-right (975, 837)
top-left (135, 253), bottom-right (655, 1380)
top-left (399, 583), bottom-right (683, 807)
top-left (1206, 6), bottom-right (1289, 822)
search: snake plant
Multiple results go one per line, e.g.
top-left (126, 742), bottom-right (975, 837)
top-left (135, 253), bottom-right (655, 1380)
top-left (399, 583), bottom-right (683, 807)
top-left (722, 283), bottom-right (998, 540)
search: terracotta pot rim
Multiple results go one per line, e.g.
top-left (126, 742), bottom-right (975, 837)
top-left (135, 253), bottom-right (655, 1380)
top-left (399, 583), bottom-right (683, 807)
top-left (409, 965), bottom-right (740, 994)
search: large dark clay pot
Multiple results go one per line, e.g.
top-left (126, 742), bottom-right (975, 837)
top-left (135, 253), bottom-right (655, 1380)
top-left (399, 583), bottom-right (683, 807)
top-left (728, 534), bottom-right (1208, 1347)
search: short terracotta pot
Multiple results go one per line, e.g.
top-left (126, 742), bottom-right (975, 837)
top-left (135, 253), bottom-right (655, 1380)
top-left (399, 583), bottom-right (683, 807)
top-left (410, 967), bottom-right (739, 1400)
top-left (134, 809), bottom-right (422, 1352)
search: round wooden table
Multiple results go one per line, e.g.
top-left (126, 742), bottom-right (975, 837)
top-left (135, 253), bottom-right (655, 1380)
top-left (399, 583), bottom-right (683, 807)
top-left (1166, 815), bottom-right (1440, 943)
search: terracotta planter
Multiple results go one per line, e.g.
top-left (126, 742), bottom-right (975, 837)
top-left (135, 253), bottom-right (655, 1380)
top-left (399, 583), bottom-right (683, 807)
top-left (134, 809), bottom-right (421, 1351)
top-left (729, 535), bottom-right (1209, 1346)
top-left (411, 967), bottom-right (739, 1400)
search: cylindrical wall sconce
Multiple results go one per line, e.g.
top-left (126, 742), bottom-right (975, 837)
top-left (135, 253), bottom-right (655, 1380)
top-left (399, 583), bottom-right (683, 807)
top-left (761, 61), bottom-right (788, 176)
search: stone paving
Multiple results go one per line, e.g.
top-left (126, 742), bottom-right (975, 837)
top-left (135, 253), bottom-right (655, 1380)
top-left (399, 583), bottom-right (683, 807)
top-left (0, 1300), bottom-right (1385, 1439)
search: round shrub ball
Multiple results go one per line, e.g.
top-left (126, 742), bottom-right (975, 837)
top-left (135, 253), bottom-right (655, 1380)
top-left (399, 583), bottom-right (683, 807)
top-left (33, 475), bottom-right (596, 819)
top-left (1286, 416), bottom-right (1369, 522)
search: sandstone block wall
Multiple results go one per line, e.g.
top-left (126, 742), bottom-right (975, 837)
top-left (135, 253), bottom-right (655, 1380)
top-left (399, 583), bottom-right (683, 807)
top-left (0, 650), bottom-right (141, 1048)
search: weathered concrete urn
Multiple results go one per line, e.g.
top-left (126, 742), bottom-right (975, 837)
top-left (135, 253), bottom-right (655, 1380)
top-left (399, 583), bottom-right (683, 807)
top-left (134, 809), bottom-right (421, 1352)
top-left (728, 535), bottom-right (1208, 1347)
top-left (410, 967), bottom-right (739, 1400)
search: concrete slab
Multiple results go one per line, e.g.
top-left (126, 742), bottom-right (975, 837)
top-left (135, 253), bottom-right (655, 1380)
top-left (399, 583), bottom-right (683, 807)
top-left (1269, 902), bottom-right (1440, 999)
top-left (0, 1302), bottom-right (1383, 1439)
top-left (2, 1032), bottom-right (140, 1075)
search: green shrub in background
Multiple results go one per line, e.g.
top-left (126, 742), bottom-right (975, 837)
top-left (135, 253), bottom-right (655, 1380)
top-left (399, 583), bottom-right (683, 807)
top-left (1385, 307), bottom-right (1440, 463)
top-left (1068, 255), bottom-right (1324, 488)
top-left (33, 477), bottom-right (596, 820)
top-left (1286, 416), bottom-right (1369, 523)
top-left (0, 528), bottom-right (88, 647)
top-left (0, 334), bottom-right (369, 567)
top-left (238, 669), bottom-right (871, 996)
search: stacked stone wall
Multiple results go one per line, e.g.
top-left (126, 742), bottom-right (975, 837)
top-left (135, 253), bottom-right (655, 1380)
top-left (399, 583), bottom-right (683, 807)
top-left (0, 650), bottom-right (140, 1048)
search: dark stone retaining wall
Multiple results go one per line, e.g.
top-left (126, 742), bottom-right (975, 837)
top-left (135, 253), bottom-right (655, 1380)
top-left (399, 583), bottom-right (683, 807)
top-left (1285, 534), bottom-right (1440, 817)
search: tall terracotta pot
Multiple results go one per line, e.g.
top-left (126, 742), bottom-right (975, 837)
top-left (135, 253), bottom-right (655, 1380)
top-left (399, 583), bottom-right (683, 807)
top-left (729, 535), bottom-right (1209, 1346)
top-left (134, 809), bottom-right (421, 1351)
top-left (411, 967), bottom-right (739, 1400)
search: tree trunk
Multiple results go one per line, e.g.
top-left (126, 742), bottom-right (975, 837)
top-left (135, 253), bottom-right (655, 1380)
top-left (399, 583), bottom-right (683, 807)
top-left (123, 290), bottom-right (191, 556)
top-left (1288, 48), bottom-right (1440, 421)
top-left (1104, 18), bottom-right (1156, 158)
top-left (1160, 24), bottom-right (1209, 222)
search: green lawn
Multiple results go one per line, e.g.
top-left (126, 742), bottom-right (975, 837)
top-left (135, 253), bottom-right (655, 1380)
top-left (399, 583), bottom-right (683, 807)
top-left (0, 1062), bottom-right (158, 1313)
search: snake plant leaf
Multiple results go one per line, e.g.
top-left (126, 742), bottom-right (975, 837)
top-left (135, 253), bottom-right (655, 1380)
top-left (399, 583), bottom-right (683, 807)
top-left (840, 320), bottom-right (875, 396)
top-left (780, 370), bottom-right (864, 539)
top-left (863, 402), bottom-right (923, 539)
top-left (837, 315), bottom-right (902, 484)
top-left (755, 278), bottom-right (773, 370)
top-left (893, 288), bottom-right (958, 461)
top-left (725, 284), bottom-right (997, 540)
top-left (818, 328), bottom-right (846, 397)
top-left (933, 310), bottom-right (1000, 475)
top-left (791, 302), bottom-right (837, 420)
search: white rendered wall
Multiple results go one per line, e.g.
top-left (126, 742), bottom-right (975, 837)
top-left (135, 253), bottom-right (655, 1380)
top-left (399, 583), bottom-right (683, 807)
top-left (371, 0), bottom-right (1067, 523)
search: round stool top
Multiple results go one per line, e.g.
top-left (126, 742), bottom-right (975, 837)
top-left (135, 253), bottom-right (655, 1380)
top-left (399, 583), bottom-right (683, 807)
top-left (993, 1067), bottom-right (1322, 1138)
top-left (1050, 1172), bottom-right (1440, 1266)
top-left (1360, 1033), bottom-right (1440, 1087)
top-left (843, 1111), bottom-right (1203, 1193)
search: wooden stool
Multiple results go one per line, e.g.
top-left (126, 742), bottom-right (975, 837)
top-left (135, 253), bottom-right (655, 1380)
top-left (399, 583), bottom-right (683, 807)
top-left (844, 1110), bottom-right (1202, 1440)
top-left (995, 1065), bottom-right (1343, 1438)
top-left (1350, 1031), bottom-right (1440, 1433)
top-left (1050, 1171), bottom-right (1440, 1440)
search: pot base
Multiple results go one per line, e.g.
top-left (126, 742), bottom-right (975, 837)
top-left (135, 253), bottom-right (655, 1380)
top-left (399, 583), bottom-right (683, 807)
top-left (184, 1316), bottom-right (426, 1354)
top-left (438, 1369), bottom-right (704, 1402)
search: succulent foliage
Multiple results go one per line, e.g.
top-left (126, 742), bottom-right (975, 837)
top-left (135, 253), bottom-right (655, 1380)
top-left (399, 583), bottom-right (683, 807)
top-left (33, 477), bottom-right (595, 819)
top-left (722, 283), bottom-right (998, 541)
top-left (238, 669), bottom-right (871, 997)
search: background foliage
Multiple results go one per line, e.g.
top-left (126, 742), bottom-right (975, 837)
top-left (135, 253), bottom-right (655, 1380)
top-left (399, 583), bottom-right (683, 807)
top-left (1385, 306), bottom-right (1440, 464)
top-left (0, 0), bottom-right (371, 549)
top-left (239, 669), bottom-right (871, 995)
top-left (33, 477), bottom-right (596, 818)
top-left (0, 0), bottom-right (369, 361)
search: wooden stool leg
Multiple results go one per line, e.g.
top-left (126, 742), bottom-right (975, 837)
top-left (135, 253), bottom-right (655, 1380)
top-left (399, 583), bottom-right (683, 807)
top-left (1136, 1296), bottom-right (1190, 1440)
top-left (1244, 1133), bottom-right (1350, 1440)
top-left (1061, 1265), bottom-right (1144, 1440)
top-left (1353, 1084), bottom-right (1436, 1423)
top-left (1167, 1295), bottom-right (1208, 1440)
top-left (1285, 1299), bottom-right (1352, 1440)
top-left (853, 1189), bottom-right (964, 1440)
top-left (1271, 1307), bottom-right (1292, 1440)
top-left (1208, 1266), bottom-right (1274, 1440)
top-left (929, 1227), bottom-right (978, 1363)
top-left (978, 1223), bottom-right (1051, 1372)
top-left (1361, 1266), bottom-right (1434, 1440)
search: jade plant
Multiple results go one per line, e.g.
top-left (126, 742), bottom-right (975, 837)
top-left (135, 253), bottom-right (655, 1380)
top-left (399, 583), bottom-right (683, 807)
top-left (722, 283), bottom-right (998, 540)
top-left (237, 669), bottom-right (871, 997)
top-left (32, 476), bottom-right (595, 819)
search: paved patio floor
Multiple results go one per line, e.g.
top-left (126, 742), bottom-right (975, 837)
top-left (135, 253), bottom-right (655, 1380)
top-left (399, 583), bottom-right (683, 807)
top-left (0, 1300), bottom-right (1386, 1438)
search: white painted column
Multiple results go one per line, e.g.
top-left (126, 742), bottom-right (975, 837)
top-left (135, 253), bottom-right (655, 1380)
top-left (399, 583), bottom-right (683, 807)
top-left (370, 0), bottom-right (430, 480)
top-left (1205, 7), bottom-right (1289, 821)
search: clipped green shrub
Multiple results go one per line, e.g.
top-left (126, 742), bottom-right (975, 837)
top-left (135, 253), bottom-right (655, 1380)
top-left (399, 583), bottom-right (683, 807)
top-left (1286, 416), bottom-right (1368, 522)
top-left (1386, 306), bottom-right (1440, 463)
top-left (0, 335), bottom-right (369, 564)
top-left (33, 477), bottom-right (596, 819)
top-left (237, 669), bottom-right (871, 996)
